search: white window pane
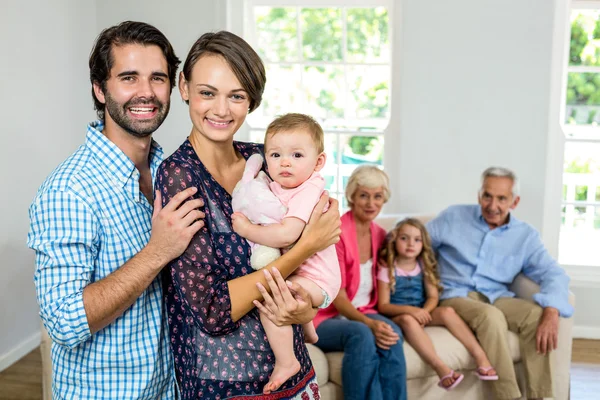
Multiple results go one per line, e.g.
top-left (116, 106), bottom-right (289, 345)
top-left (565, 72), bottom-right (600, 125)
top-left (255, 7), bottom-right (298, 62)
top-left (247, 64), bottom-right (302, 127)
top-left (569, 10), bottom-right (600, 67)
top-left (559, 141), bottom-right (600, 266)
top-left (249, 130), bottom-right (265, 144)
top-left (301, 8), bottom-right (343, 62)
top-left (302, 65), bottom-right (345, 122)
top-left (346, 66), bottom-right (390, 123)
top-left (322, 134), bottom-right (339, 192)
top-left (347, 7), bottom-right (390, 63)
top-left (340, 135), bottom-right (384, 165)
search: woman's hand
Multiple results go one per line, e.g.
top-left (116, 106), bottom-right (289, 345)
top-left (300, 193), bottom-right (341, 254)
top-left (253, 268), bottom-right (317, 326)
top-left (366, 319), bottom-right (400, 350)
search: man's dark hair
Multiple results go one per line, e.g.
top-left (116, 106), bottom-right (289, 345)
top-left (89, 21), bottom-right (180, 119)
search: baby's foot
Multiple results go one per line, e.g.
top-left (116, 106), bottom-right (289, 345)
top-left (304, 330), bottom-right (318, 344)
top-left (263, 359), bottom-right (301, 394)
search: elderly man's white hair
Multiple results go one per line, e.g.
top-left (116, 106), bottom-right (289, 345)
top-left (480, 167), bottom-right (520, 197)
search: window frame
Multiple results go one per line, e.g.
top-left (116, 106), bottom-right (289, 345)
top-left (555, 0), bottom-right (600, 281)
top-left (241, 0), bottom-right (394, 203)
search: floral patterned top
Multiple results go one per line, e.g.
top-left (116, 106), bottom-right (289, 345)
top-left (156, 140), bottom-right (320, 400)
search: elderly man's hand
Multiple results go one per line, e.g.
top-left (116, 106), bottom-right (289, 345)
top-left (536, 307), bottom-right (559, 355)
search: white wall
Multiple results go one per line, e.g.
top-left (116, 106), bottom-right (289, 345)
top-left (385, 0), bottom-right (599, 337)
top-left (386, 0), bottom-right (555, 232)
top-left (96, 0), bottom-right (228, 157)
top-left (0, 0), bottom-right (97, 370)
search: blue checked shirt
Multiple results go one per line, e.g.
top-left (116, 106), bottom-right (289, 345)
top-left (28, 121), bottom-right (177, 399)
top-left (426, 204), bottom-right (574, 317)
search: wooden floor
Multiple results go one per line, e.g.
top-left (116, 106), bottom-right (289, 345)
top-left (0, 339), bottom-right (599, 400)
top-left (0, 347), bottom-right (42, 400)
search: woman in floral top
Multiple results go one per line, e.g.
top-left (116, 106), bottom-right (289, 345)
top-left (156, 31), bottom-right (340, 400)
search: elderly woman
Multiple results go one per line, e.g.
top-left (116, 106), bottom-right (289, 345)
top-left (314, 165), bottom-right (408, 400)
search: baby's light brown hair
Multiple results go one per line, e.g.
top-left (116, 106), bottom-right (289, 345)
top-left (264, 113), bottom-right (324, 153)
top-left (378, 218), bottom-right (442, 293)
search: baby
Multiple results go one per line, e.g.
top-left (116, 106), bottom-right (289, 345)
top-left (232, 113), bottom-right (341, 394)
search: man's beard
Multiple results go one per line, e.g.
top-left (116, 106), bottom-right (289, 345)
top-left (104, 92), bottom-right (170, 137)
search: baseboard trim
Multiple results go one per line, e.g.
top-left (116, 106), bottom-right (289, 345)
top-left (0, 332), bottom-right (41, 373)
top-left (573, 326), bottom-right (600, 340)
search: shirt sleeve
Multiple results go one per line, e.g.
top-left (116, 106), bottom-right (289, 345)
top-left (426, 209), bottom-right (448, 250)
top-left (283, 178), bottom-right (324, 223)
top-left (377, 267), bottom-right (390, 283)
top-left (522, 230), bottom-right (574, 318)
top-left (28, 189), bottom-right (98, 348)
top-left (157, 160), bottom-right (239, 336)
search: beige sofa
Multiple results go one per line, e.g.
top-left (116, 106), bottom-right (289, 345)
top-left (307, 213), bottom-right (575, 400)
top-left (40, 213), bottom-right (575, 400)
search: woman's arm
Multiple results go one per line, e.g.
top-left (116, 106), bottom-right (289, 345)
top-left (335, 288), bottom-right (400, 349)
top-left (228, 194), bottom-right (340, 321)
top-left (333, 289), bottom-right (373, 324)
top-left (252, 267), bottom-right (318, 326)
top-left (158, 161), bottom-right (339, 334)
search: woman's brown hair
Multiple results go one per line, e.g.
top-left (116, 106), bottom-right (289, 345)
top-left (378, 218), bottom-right (441, 293)
top-left (181, 31), bottom-right (266, 113)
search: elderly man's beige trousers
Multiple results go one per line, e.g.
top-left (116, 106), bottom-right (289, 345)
top-left (440, 292), bottom-right (552, 400)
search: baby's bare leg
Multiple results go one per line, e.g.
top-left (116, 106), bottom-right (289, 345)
top-left (260, 312), bottom-right (300, 394)
top-left (287, 275), bottom-right (325, 344)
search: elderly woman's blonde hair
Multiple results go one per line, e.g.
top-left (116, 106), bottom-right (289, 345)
top-left (345, 165), bottom-right (391, 206)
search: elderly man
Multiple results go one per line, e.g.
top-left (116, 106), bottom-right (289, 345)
top-left (426, 167), bottom-right (573, 400)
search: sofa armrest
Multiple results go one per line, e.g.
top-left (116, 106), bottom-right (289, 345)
top-left (40, 321), bottom-right (52, 400)
top-left (509, 273), bottom-right (576, 308)
top-left (510, 273), bottom-right (575, 400)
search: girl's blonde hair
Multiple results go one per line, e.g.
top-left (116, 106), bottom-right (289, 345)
top-left (378, 218), bottom-right (441, 293)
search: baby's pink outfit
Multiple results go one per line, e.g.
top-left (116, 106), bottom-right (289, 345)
top-left (270, 172), bottom-right (341, 302)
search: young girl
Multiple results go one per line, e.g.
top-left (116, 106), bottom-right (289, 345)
top-left (377, 218), bottom-right (498, 391)
top-left (232, 113), bottom-right (341, 394)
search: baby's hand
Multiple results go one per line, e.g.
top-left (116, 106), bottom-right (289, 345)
top-left (232, 212), bottom-right (252, 236)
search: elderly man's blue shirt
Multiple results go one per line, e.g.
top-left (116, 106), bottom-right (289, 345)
top-left (426, 205), bottom-right (573, 317)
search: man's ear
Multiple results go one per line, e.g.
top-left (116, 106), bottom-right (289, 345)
top-left (314, 152), bottom-right (326, 172)
top-left (93, 82), bottom-right (106, 104)
top-left (179, 71), bottom-right (189, 102)
top-left (510, 196), bottom-right (521, 210)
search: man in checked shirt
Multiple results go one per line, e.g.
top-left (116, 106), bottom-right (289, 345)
top-left (27, 21), bottom-right (204, 399)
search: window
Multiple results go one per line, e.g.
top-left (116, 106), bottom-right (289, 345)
top-left (560, 3), bottom-right (600, 266)
top-left (243, 0), bottom-right (392, 206)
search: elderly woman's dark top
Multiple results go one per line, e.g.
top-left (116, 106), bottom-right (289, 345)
top-left (156, 140), bottom-right (319, 399)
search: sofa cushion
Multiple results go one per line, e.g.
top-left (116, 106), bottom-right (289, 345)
top-left (306, 343), bottom-right (329, 385)
top-left (326, 326), bottom-right (521, 385)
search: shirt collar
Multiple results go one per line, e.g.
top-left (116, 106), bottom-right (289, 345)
top-left (476, 206), bottom-right (513, 231)
top-left (86, 120), bottom-right (163, 188)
